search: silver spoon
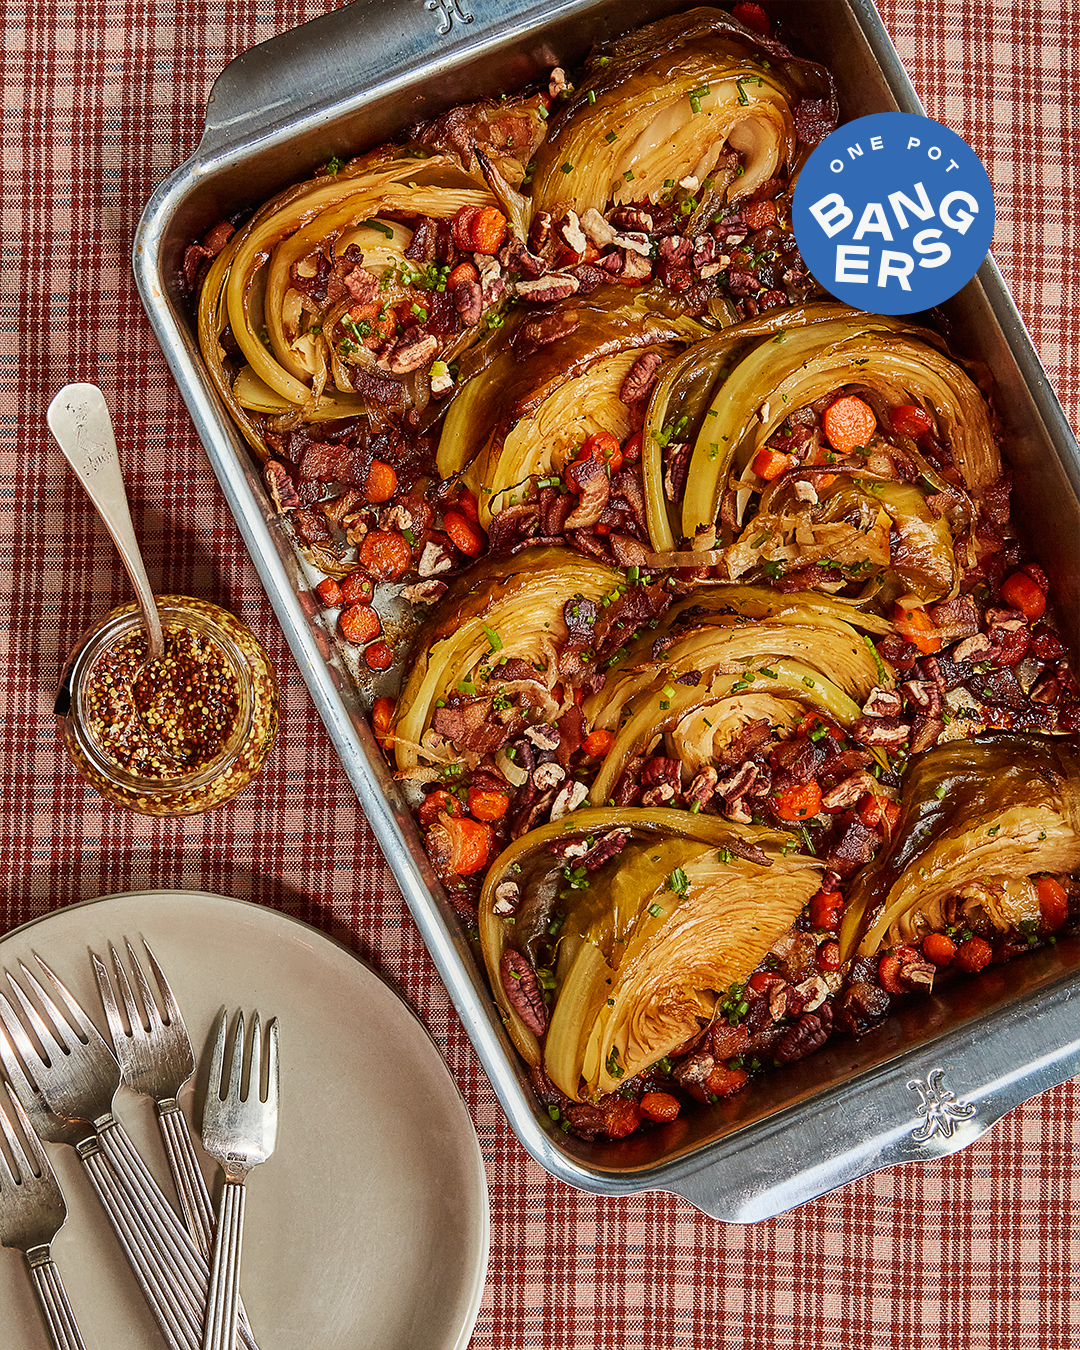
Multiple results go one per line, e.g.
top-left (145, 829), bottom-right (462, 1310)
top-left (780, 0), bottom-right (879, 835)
top-left (47, 383), bottom-right (164, 659)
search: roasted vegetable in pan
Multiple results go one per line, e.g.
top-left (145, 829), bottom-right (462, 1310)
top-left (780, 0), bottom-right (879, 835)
top-left (392, 546), bottom-right (623, 773)
top-left (582, 586), bottom-right (892, 804)
top-left (435, 288), bottom-right (698, 524)
top-left (531, 7), bottom-right (834, 225)
top-left (639, 303), bottom-right (998, 553)
top-left (721, 475), bottom-right (960, 601)
top-left (197, 151), bottom-right (502, 456)
top-left (184, 3), bottom-right (1080, 1146)
top-left (479, 805), bottom-right (821, 1093)
top-left (839, 734), bottom-right (1080, 960)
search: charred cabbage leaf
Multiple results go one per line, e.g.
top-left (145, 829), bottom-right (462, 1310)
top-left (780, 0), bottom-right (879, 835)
top-left (531, 7), bottom-right (834, 223)
top-left (839, 733), bottom-right (1080, 960)
top-left (392, 546), bottom-right (623, 772)
top-left (582, 586), bottom-right (893, 804)
top-left (638, 302), bottom-right (999, 552)
top-left (479, 805), bottom-right (821, 1094)
top-left (723, 475), bottom-right (959, 602)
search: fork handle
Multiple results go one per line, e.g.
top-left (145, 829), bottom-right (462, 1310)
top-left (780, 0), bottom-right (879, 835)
top-left (77, 1140), bottom-right (202, 1350)
top-left (202, 1180), bottom-right (246, 1350)
top-left (96, 1117), bottom-right (209, 1305)
top-left (156, 1102), bottom-right (262, 1350)
top-left (158, 1099), bottom-right (216, 1254)
top-left (26, 1251), bottom-right (87, 1350)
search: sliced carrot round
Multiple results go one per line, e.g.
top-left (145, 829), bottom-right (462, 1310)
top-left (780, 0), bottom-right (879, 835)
top-left (364, 459), bottom-right (398, 504)
top-left (339, 603), bottom-right (382, 645)
top-left (823, 394), bottom-right (877, 453)
top-left (892, 600), bottom-right (942, 655)
top-left (1036, 875), bottom-right (1069, 929)
top-left (1000, 571), bottom-right (1046, 621)
top-left (775, 781), bottom-right (822, 821)
top-left (582, 728), bottom-right (615, 757)
top-left (751, 446), bottom-right (796, 481)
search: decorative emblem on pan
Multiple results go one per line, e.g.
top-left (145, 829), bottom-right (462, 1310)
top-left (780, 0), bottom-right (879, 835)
top-left (907, 1068), bottom-right (977, 1141)
top-left (427, 0), bottom-right (474, 35)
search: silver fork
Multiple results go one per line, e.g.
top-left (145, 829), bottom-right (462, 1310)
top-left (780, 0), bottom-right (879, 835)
top-left (200, 1011), bottom-right (279, 1350)
top-left (0, 956), bottom-right (214, 1350)
top-left (92, 939), bottom-right (213, 1246)
top-left (93, 939), bottom-right (262, 1350)
top-left (0, 1076), bottom-right (87, 1350)
top-left (1, 1040), bottom-right (203, 1350)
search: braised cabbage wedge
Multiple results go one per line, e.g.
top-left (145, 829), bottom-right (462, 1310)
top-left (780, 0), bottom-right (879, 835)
top-left (479, 806), bottom-right (821, 1094)
top-left (839, 734), bottom-right (1080, 960)
top-left (392, 547), bottom-right (623, 773)
top-left (435, 287), bottom-right (701, 523)
top-left (637, 302), bottom-right (999, 553)
top-left (582, 586), bottom-right (893, 803)
top-left (197, 151), bottom-right (500, 455)
top-left (530, 7), bottom-right (833, 224)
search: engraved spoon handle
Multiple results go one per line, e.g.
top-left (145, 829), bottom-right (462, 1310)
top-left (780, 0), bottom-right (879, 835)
top-left (46, 383), bottom-right (163, 658)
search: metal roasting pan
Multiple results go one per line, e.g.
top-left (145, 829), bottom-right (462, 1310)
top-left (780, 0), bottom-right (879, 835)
top-left (133, 0), bottom-right (1080, 1221)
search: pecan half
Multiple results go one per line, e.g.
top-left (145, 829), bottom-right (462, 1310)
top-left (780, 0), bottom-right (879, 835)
top-left (861, 687), bottom-right (904, 718)
top-left (715, 761), bottom-right (758, 802)
top-left (580, 207), bottom-right (616, 249)
top-left (532, 761), bottom-right (567, 792)
top-left (619, 350), bottom-right (663, 406)
top-left (387, 331), bottom-right (439, 374)
top-left (515, 274), bottom-right (580, 303)
top-left (550, 779), bottom-right (588, 821)
top-left (524, 723), bottom-right (561, 751)
top-left (555, 209), bottom-right (587, 254)
top-left (491, 881), bottom-right (520, 917)
top-left (500, 949), bottom-right (547, 1035)
top-left (264, 461), bottom-right (300, 513)
top-left (850, 715), bottom-right (910, 748)
top-left (774, 1004), bottom-right (833, 1064)
top-left (453, 278), bottom-right (483, 325)
top-left (686, 766), bottom-right (718, 809)
top-left (821, 770), bottom-right (878, 811)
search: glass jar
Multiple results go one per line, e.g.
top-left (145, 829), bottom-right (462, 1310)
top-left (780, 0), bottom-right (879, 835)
top-left (60, 596), bottom-right (278, 816)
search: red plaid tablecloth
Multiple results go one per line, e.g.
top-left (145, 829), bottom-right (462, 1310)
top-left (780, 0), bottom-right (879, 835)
top-left (1, 2), bottom-right (1076, 1347)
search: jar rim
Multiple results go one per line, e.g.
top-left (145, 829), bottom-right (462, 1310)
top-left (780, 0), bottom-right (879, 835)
top-left (66, 599), bottom-right (256, 795)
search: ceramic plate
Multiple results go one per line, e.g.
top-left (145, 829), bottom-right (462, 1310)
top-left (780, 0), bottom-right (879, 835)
top-left (0, 891), bottom-right (488, 1350)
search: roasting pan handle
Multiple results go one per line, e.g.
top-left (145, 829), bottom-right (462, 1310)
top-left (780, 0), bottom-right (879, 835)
top-left (198, 0), bottom-right (559, 160)
top-left (663, 975), bottom-right (1079, 1223)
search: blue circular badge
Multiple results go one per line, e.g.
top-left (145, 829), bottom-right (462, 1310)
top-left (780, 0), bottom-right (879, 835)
top-left (792, 112), bottom-right (994, 314)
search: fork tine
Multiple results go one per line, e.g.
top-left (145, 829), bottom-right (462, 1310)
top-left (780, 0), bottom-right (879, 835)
top-left (92, 950), bottom-right (126, 1048)
top-left (0, 1086), bottom-right (23, 1187)
top-left (34, 954), bottom-right (113, 1051)
top-left (227, 1012), bottom-right (246, 1101)
top-left (207, 1010), bottom-right (229, 1099)
top-left (0, 1040), bottom-right (34, 1107)
top-left (265, 1019), bottom-right (279, 1106)
top-left (0, 1078), bottom-right (47, 1183)
top-left (111, 942), bottom-right (148, 1034)
top-left (0, 1042), bottom-right (72, 1148)
top-left (0, 982), bottom-right (66, 1069)
top-left (139, 939), bottom-right (185, 1032)
top-left (247, 1014), bottom-right (262, 1102)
